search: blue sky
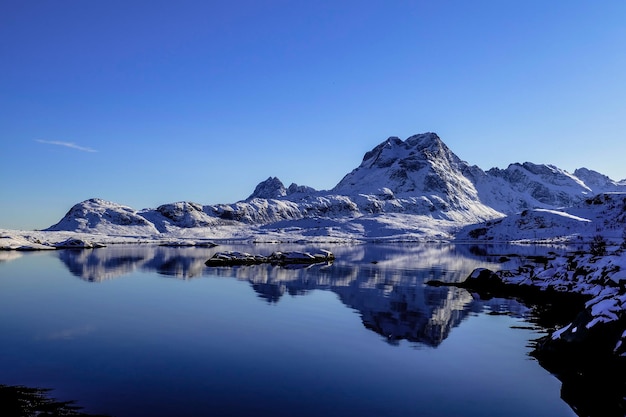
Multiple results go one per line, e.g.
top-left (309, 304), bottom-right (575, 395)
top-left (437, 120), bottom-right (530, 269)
top-left (2, 1), bottom-right (625, 230)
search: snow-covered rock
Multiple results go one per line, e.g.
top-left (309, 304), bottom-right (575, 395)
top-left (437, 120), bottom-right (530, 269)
top-left (145, 201), bottom-right (219, 231)
top-left (158, 239), bottom-right (217, 247)
top-left (53, 238), bottom-right (106, 249)
top-left (247, 177), bottom-right (318, 200)
top-left (287, 182), bottom-right (317, 195)
top-left (247, 177), bottom-right (288, 200)
top-left (205, 250), bottom-right (335, 266)
top-left (574, 167), bottom-right (625, 192)
top-left (449, 246), bottom-right (626, 357)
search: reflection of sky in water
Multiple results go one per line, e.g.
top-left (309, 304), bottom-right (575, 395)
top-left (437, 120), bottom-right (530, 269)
top-left (0, 245), bottom-right (576, 417)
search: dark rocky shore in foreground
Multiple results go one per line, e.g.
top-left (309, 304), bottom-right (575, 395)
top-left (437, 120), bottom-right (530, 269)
top-left (428, 248), bottom-right (626, 417)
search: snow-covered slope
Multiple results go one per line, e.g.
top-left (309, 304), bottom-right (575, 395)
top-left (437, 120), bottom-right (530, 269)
top-left (574, 168), bottom-right (626, 192)
top-left (486, 163), bottom-right (592, 209)
top-left (46, 198), bottom-right (160, 235)
top-left (458, 192), bottom-right (626, 244)
top-left (33, 132), bottom-right (626, 243)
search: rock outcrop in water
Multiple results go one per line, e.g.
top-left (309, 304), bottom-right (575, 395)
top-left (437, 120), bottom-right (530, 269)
top-left (205, 250), bottom-right (335, 266)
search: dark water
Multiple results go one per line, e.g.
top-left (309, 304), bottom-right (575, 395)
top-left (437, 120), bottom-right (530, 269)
top-left (0, 243), bottom-right (576, 417)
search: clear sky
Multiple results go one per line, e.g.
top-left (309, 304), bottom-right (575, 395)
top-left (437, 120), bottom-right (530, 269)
top-left (2, 0), bottom-right (625, 230)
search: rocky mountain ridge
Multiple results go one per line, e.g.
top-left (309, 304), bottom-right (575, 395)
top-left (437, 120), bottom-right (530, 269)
top-left (45, 132), bottom-right (626, 242)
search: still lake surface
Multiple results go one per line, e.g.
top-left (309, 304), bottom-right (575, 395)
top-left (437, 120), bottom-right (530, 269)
top-left (0, 243), bottom-right (577, 417)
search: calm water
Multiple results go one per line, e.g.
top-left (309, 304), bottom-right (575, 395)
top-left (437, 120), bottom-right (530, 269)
top-left (0, 243), bottom-right (576, 417)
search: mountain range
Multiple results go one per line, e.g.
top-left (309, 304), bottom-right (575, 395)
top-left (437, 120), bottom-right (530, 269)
top-left (45, 132), bottom-right (626, 242)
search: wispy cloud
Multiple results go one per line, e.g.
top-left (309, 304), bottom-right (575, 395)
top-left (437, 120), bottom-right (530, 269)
top-left (36, 139), bottom-right (98, 153)
top-left (38, 325), bottom-right (96, 341)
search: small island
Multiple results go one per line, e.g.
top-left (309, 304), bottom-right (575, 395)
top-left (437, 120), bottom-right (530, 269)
top-left (205, 250), bottom-right (335, 266)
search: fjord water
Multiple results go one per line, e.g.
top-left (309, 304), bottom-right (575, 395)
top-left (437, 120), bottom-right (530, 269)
top-left (0, 244), bottom-right (576, 417)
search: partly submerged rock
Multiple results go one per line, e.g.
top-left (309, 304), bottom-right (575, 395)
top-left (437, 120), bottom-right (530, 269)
top-left (205, 250), bottom-right (334, 266)
top-left (53, 238), bottom-right (106, 249)
top-left (269, 250), bottom-right (335, 264)
top-left (159, 240), bottom-right (218, 247)
top-left (205, 251), bottom-right (267, 266)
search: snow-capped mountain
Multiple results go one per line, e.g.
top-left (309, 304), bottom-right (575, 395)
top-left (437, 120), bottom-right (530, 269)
top-left (331, 133), bottom-right (500, 219)
top-left (334, 133), bottom-right (474, 196)
top-left (43, 133), bottom-right (626, 242)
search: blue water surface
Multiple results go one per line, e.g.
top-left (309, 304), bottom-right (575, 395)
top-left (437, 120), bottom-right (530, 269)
top-left (0, 244), bottom-right (576, 417)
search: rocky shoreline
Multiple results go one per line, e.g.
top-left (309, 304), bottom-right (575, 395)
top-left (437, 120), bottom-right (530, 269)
top-left (428, 246), bottom-right (626, 416)
top-left (429, 246), bottom-right (626, 355)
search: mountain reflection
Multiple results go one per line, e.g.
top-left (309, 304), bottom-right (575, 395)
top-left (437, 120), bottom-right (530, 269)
top-left (54, 243), bottom-right (538, 347)
top-left (57, 245), bottom-right (214, 281)
top-left (209, 260), bottom-right (487, 346)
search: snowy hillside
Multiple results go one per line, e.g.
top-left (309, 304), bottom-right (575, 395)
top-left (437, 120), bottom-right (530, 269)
top-left (574, 168), bottom-right (626, 192)
top-left (12, 132), bottom-right (623, 244)
top-left (457, 192), bottom-right (626, 244)
top-left (485, 162), bottom-right (591, 209)
top-left (47, 198), bottom-right (160, 235)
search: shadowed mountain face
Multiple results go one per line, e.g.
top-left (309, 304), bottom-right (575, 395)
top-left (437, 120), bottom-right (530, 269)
top-left (45, 133), bottom-right (626, 236)
top-left (53, 244), bottom-right (537, 347)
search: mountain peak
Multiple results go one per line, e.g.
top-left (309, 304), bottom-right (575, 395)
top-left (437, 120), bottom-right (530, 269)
top-left (405, 132), bottom-right (442, 148)
top-left (332, 132), bottom-right (477, 202)
top-left (361, 132), bottom-right (443, 165)
top-left (574, 167), bottom-right (623, 191)
top-left (247, 177), bottom-right (287, 200)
